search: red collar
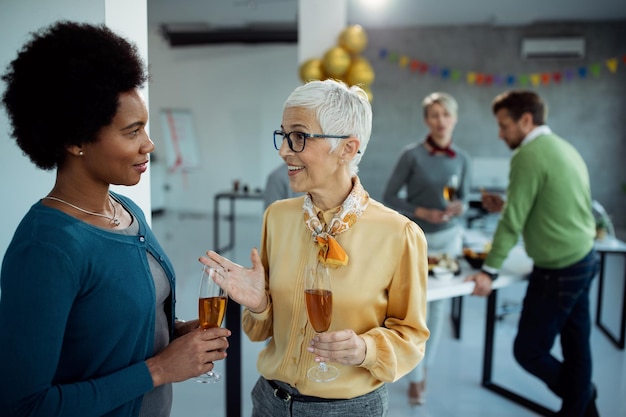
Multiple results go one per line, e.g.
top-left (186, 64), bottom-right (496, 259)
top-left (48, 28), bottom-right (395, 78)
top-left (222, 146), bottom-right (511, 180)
top-left (426, 135), bottom-right (456, 158)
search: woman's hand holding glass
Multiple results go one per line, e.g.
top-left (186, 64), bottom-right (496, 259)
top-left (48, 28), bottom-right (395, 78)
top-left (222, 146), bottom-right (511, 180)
top-left (415, 206), bottom-right (451, 224)
top-left (196, 266), bottom-right (229, 383)
top-left (304, 264), bottom-right (340, 382)
top-left (144, 319), bottom-right (230, 387)
top-left (304, 264), bottom-right (368, 378)
top-left (307, 328), bottom-right (367, 367)
top-left (444, 200), bottom-right (464, 218)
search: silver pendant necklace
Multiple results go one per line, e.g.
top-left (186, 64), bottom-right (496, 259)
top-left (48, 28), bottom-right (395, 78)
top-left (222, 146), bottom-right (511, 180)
top-left (44, 195), bottom-right (121, 227)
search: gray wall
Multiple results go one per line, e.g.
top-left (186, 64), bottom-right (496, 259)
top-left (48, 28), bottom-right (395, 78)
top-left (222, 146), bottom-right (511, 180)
top-left (146, 27), bottom-right (299, 216)
top-left (358, 21), bottom-right (626, 227)
top-left (144, 20), bottom-right (624, 228)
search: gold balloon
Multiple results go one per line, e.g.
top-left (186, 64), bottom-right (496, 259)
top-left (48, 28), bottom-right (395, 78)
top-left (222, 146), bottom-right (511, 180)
top-left (338, 25), bottom-right (368, 55)
top-left (322, 46), bottom-right (351, 78)
top-left (346, 57), bottom-right (375, 86)
top-left (299, 58), bottom-right (325, 82)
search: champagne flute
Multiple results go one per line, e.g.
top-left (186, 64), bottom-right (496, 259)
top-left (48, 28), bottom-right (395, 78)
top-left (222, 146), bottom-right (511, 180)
top-left (196, 266), bottom-right (228, 383)
top-left (443, 174), bottom-right (459, 202)
top-left (304, 264), bottom-right (339, 382)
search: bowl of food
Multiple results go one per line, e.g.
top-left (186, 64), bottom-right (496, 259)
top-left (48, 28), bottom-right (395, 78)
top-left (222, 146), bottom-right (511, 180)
top-left (463, 247), bottom-right (489, 269)
top-left (428, 254), bottom-right (460, 276)
top-left (431, 266), bottom-right (454, 281)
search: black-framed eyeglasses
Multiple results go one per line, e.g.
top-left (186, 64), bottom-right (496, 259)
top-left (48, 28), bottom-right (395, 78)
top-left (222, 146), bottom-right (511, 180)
top-left (273, 130), bottom-right (351, 153)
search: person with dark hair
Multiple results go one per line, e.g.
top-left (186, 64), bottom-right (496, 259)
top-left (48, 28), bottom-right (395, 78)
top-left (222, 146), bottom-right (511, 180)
top-left (383, 91), bottom-right (471, 405)
top-left (0, 21), bottom-right (230, 417)
top-left (466, 90), bottom-right (599, 417)
top-left (200, 79), bottom-right (429, 417)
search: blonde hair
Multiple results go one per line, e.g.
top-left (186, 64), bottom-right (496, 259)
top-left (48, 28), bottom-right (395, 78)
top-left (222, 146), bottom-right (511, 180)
top-left (422, 92), bottom-right (458, 119)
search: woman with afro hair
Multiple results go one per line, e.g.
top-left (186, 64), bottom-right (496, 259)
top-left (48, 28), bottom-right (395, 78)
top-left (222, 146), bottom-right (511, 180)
top-left (0, 21), bottom-right (230, 417)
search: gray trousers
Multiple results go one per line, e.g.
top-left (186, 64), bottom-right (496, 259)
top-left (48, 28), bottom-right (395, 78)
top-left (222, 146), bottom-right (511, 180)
top-left (251, 377), bottom-right (388, 417)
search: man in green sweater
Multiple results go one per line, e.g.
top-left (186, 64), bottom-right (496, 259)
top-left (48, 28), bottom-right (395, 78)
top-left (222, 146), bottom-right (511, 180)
top-left (466, 90), bottom-right (599, 417)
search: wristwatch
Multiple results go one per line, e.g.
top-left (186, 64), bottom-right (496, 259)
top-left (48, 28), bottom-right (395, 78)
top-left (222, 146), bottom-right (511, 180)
top-left (481, 268), bottom-right (499, 281)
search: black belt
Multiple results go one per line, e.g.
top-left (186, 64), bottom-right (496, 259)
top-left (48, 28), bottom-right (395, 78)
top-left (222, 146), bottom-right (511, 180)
top-left (266, 379), bottom-right (341, 403)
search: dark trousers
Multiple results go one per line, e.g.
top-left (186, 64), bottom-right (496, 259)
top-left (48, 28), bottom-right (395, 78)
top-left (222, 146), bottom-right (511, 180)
top-left (513, 249), bottom-right (599, 417)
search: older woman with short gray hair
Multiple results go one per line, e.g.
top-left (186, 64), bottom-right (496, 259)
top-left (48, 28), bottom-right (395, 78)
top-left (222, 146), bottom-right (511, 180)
top-left (201, 79), bottom-right (429, 417)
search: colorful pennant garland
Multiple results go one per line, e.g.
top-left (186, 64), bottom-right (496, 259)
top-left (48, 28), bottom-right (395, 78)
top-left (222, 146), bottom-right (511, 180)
top-left (379, 49), bottom-right (626, 87)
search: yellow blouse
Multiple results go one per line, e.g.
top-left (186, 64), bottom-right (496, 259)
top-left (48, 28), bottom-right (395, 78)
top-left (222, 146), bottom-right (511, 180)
top-left (242, 195), bottom-right (429, 399)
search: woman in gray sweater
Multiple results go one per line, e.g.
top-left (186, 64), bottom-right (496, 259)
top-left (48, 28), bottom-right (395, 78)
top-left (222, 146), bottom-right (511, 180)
top-left (383, 92), bottom-right (471, 405)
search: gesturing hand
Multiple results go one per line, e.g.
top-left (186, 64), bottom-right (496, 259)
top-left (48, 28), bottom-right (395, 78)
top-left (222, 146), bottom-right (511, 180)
top-left (199, 248), bottom-right (268, 313)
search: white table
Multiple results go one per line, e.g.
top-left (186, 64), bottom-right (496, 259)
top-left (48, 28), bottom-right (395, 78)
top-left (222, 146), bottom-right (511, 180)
top-left (429, 236), bottom-right (626, 415)
top-left (427, 241), bottom-right (533, 337)
top-left (427, 245), bottom-right (532, 301)
top-left (594, 236), bottom-right (626, 349)
top-left (427, 245), bottom-right (558, 416)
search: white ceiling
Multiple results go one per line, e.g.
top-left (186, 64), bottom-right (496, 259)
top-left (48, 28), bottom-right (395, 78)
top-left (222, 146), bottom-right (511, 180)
top-left (149, 0), bottom-right (626, 28)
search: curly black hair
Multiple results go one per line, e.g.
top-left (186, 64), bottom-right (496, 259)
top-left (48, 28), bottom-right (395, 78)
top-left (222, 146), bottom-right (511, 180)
top-left (1, 21), bottom-right (149, 170)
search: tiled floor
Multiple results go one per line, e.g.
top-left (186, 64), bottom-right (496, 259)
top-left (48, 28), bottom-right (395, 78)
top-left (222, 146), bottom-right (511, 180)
top-left (152, 211), bottom-right (626, 417)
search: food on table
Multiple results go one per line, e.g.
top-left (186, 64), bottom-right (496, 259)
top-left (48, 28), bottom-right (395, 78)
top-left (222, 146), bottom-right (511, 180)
top-left (428, 253), bottom-right (460, 274)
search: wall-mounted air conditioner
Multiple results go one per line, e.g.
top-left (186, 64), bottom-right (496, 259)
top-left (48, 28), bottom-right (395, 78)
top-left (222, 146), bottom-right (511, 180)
top-left (521, 37), bottom-right (585, 59)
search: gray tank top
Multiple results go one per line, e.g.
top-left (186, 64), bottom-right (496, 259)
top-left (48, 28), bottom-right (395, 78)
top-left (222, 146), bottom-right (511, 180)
top-left (111, 217), bottom-right (172, 417)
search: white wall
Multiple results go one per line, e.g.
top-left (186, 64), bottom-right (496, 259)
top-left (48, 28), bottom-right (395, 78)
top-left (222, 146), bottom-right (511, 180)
top-left (146, 28), bottom-right (299, 215)
top-left (0, 0), bottom-right (150, 257)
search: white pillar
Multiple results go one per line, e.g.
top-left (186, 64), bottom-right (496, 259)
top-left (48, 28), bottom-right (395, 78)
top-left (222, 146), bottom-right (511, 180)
top-left (106, 0), bottom-right (152, 224)
top-left (298, 0), bottom-right (347, 64)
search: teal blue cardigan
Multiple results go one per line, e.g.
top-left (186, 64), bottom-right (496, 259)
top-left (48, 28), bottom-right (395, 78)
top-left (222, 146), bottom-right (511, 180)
top-left (0, 193), bottom-right (176, 416)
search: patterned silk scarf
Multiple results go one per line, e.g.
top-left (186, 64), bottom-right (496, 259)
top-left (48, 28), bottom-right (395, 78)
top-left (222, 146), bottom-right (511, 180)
top-left (303, 176), bottom-right (369, 268)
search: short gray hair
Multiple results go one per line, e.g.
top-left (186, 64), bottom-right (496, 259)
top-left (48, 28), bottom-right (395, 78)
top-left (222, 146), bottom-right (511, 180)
top-left (284, 79), bottom-right (372, 175)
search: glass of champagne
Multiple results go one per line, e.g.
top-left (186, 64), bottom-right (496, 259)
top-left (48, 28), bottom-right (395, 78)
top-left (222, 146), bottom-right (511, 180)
top-left (443, 174), bottom-right (459, 202)
top-left (304, 264), bottom-right (339, 382)
top-left (196, 266), bottom-right (228, 383)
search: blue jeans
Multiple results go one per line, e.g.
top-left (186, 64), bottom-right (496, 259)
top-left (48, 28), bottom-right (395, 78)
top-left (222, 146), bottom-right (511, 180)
top-left (513, 249), bottom-right (599, 417)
